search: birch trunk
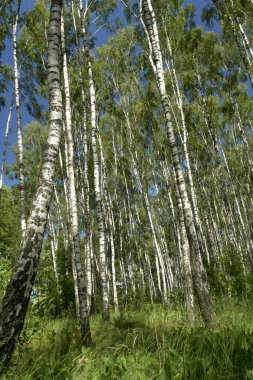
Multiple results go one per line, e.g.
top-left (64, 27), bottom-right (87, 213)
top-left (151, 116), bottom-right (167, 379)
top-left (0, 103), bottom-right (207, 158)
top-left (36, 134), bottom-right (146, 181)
top-left (48, 213), bottom-right (59, 284)
top-left (0, 97), bottom-right (13, 202)
top-left (54, 186), bottom-right (69, 255)
top-left (225, 4), bottom-right (253, 88)
top-left (141, 0), bottom-right (213, 328)
top-left (171, 166), bottom-right (195, 322)
top-left (0, 0), bottom-right (63, 371)
top-left (97, 133), bottom-right (119, 310)
top-left (79, 11), bottom-right (109, 320)
top-left (70, 1), bottom-right (94, 312)
top-left (165, 33), bottom-right (209, 265)
top-left (129, 122), bottom-right (168, 302)
top-left (229, 0), bottom-right (253, 60)
top-left (81, 89), bottom-right (93, 312)
top-left (89, 65), bottom-right (109, 321)
top-left (106, 195), bottom-right (119, 312)
top-left (61, 9), bottom-right (91, 343)
top-left (110, 224), bottom-right (118, 312)
top-left (13, 10), bottom-right (26, 238)
top-left (144, 251), bottom-right (156, 303)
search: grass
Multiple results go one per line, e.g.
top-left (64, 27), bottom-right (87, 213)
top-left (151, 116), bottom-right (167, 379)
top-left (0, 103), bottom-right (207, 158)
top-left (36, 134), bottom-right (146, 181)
top-left (1, 298), bottom-right (253, 379)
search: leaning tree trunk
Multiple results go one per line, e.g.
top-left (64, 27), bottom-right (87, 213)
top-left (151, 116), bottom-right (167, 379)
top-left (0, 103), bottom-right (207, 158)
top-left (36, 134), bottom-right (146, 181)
top-left (0, 0), bottom-right (63, 372)
top-left (140, 0), bottom-right (213, 328)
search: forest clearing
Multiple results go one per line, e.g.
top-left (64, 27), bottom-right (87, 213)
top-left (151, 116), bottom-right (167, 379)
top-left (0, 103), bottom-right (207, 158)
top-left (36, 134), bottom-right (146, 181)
top-left (0, 0), bottom-right (253, 378)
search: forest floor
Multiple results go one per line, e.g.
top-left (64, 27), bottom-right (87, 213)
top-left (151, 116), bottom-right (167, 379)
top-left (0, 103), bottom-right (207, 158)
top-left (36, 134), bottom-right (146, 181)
top-left (1, 298), bottom-right (253, 379)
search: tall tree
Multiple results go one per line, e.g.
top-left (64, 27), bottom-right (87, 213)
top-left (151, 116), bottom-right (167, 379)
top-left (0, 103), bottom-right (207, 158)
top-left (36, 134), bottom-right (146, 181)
top-left (13, 1), bottom-right (26, 238)
top-left (61, 6), bottom-right (91, 343)
top-left (140, 0), bottom-right (213, 327)
top-left (79, 1), bottom-right (110, 322)
top-left (0, 0), bottom-right (63, 371)
top-left (0, 97), bottom-right (13, 202)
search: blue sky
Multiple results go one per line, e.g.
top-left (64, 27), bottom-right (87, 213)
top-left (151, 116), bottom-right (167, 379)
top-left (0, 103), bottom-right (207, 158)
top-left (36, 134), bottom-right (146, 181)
top-left (0, 0), bottom-right (212, 187)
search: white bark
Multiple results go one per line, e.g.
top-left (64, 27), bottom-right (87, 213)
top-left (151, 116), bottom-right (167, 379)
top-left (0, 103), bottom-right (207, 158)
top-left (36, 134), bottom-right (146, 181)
top-left (70, 2), bottom-right (93, 311)
top-left (229, 0), bottom-right (253, 60)
top-left (165, 32), bottom-right (209, 265)
top-left (141, 0), bottom-right (213, 327)
top-left (124, 108), bottom-right (168, 302)
top-left (0, 0), bottom-right (64, 370)
top-left (223, 2), bottom-right (253, 88)
top-left (48, 213), bottom-right (59, 284)
top-left (80, 90), bottom-right (93, 312)
top-left (79, 4), bottom-right (109, 321)
top-left (61, 8), bottom-right (91, 342)
top-left (0, 97), bottom-right (13, 200)
top-left (13, 11), bottom-right (26, 238)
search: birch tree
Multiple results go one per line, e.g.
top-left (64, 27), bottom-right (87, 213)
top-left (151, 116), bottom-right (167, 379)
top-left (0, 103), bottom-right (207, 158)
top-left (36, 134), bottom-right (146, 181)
top-left (13, 2), bottom-right (26, 238)
top-left (0, 97), bottom-right (13, 202)
top-left (61, 7), bottom-right (91, 342)
top-left (0, 0), bottom-right (64, 371)
top-left (140, 0), bottom-right (213, 328)
top-left (79, 1), bottom-right (110, 321)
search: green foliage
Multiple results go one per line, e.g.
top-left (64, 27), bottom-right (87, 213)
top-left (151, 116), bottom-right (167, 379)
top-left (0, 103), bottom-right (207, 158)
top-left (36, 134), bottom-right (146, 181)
top-left (1, 0), bottom-right (253, 376)
top-left (211, 244), bottom-right (248, 297)
top-left (0, 259), bottom-right (12, 302)
top-left (0, 187), bottom-right (21, 300)
top-left (34, 242), bottom-right (75, 318)
top-left (6, 122), bottom-right (48, 221)
top-left (3, 301), bottom-right (253, 379)
top-left (0, 1), bottom-right (14, 110)
top-left (17, 0), bottom-right (49, 119)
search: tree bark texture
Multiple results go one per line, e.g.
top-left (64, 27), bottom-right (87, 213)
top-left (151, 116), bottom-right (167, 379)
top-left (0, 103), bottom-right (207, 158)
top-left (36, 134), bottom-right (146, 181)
top-left (79, 4), bottom-right (110, 321)
top-left (13, 11), bottom-right (26, 238)
top-left (61, 7), bottom-right (91, 344)
top-left (0, 0), bottom-right (63, 372)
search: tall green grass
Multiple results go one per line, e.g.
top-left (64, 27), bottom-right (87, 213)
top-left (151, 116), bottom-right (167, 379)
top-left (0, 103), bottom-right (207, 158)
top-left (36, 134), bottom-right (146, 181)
top-left (1, 299), bottom-right (253, 379)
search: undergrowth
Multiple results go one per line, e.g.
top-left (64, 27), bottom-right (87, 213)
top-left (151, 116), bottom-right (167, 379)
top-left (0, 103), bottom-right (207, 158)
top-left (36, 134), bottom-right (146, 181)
top-left (1, 298), bottom-right (253, 379)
